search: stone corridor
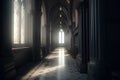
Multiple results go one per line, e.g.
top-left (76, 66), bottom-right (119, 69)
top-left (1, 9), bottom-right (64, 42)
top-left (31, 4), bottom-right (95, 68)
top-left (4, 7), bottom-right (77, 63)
top-left (20, 47), bottom-right (87, 80)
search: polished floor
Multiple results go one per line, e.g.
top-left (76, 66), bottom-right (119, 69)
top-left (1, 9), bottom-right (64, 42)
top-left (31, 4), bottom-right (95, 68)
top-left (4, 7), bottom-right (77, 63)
top-left (20, 47), bottom-right (87, 80)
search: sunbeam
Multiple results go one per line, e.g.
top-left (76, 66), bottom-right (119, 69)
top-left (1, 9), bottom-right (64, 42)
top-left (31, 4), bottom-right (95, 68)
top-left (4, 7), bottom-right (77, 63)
top-left (58, 48), bottom-right (65, 67)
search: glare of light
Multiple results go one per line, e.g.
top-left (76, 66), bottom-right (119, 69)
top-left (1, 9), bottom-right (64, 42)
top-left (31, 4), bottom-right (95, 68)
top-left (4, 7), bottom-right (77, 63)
top-left (58, 48), bottom-right (65, 67)
top-left (59, 31), bottom-right (62, 43)
top-left (14, 0), bottom-right (19, 44)
top-left (62, 31), bottom-right (64, 43)
top-left (59, 7), bottom-right (62, 11)
top-left (13, 0), bottom-right (25, 44)
top-left (46, 53), bottom-right (69, 59)
top-left (60, 21), bottom-right (62, 24)
top-left (57, 48), bottom-right (65, 80)
top-left (60, 14), bottom-right (62, 17)
top-left (21, 48), bottom-right (68, 80)
top-left (22, 66), bottom-right (63, 80)
top-left (21, 4), bottom-right (25, 44)
top-left (31, 66), bottom-right (63, 78)
top-left (66, 0), bottom-right (70, 4)
top-left (59, 29), bottom-right (64, 44)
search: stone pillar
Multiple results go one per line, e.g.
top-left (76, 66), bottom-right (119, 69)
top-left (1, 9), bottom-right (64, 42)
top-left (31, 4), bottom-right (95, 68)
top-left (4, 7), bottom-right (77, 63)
top-left (0, 0), bottom-right (16, 79)
top-left (32, 0), bottom-right (42, 61)
top-left (78, 1), bottom-right (89, 73)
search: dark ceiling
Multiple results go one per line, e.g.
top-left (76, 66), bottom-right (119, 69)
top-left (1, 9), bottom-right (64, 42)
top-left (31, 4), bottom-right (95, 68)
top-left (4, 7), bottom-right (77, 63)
top-left (44, 0), bottom-right (71, 31)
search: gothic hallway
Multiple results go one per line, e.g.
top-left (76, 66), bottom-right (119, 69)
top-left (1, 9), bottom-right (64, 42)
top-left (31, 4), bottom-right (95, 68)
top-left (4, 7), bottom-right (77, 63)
top-left (1, 0), bottom-right (120, 80)
top-left (19, 47), bottom-right (87, 80)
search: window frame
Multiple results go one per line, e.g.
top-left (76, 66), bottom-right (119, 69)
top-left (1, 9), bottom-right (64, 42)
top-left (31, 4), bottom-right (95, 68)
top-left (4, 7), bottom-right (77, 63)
top-left (12, 0), bottom-right (27, 48)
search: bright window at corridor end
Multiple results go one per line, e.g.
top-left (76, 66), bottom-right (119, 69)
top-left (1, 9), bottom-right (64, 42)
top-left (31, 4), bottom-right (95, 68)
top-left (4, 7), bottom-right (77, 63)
top-left (59, 29), bottom-right (64, 44)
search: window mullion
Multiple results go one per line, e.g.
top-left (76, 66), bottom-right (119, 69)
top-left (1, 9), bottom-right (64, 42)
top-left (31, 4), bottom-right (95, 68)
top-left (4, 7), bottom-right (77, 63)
top-left (19, 1), bottom-right (22, 44)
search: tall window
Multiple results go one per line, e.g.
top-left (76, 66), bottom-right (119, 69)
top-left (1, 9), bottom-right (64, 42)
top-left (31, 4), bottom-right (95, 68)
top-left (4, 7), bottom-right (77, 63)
top-left (41, 2), bottom-right (46, 46)
top-left (13, 0), bottom-right (25, 44)
top-left (59, 29), bottom-right (64, 44)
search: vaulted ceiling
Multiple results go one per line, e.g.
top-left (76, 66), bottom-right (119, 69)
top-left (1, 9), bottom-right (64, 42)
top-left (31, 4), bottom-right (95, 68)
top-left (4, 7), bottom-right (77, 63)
top-left (44, 0), bottom-right (72, 31)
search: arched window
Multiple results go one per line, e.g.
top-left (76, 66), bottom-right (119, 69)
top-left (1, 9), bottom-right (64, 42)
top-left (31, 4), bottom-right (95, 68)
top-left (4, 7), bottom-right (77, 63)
top-left (13, 0), bottom-right (20, 44)
top-left (13, 0), bottom-right (25, 45)
top-left (21, 2), bottom-right (25, 44)
top-left (59, 29), bottom-right (64, 44)
top-left (41, 2), bottom-right (46, 46)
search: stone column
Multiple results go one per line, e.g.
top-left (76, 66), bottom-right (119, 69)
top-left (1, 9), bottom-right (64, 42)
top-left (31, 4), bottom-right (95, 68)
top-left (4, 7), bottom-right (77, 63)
top-left (0, 0), bottom-right (16, 79)
top-left (32, 0), bottom-right (42, 61)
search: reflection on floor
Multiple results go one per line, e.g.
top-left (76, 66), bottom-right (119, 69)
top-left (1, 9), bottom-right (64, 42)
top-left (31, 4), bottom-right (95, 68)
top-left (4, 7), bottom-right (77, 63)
top-left (20, 47), bottom-right (87, 80)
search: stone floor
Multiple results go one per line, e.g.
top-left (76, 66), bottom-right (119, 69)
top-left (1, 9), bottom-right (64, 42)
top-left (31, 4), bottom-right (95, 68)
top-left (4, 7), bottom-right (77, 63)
top-left (20, 47), bottom-right (87, 80)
